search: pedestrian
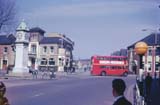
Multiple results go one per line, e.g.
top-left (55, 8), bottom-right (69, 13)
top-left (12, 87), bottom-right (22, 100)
top-left (132, 61), bottom-right (137, 74)
top-left (144, 72), bottom-right (152, 102)
top-left (112, 79), bottom-right (132, 105)
top-left (0, 81), bottom-right (9, 105)
top-left (84, 67), bottom-right (87, 72)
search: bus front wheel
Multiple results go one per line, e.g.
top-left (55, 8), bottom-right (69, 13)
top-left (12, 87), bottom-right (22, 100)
top-left (101, 71), bottom-right (106, 76)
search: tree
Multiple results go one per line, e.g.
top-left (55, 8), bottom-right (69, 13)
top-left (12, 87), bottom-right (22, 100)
top-left (0, 0), bottom-right (16, 33)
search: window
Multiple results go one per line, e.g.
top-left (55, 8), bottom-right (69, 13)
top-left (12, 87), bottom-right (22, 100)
top-left (111, 58), bottom-right (118, 61)
top-left (111, 66), bottom-right (122, 69)
top-left (148, 49), bottom-right (152, 56)
top-left (65, 59), bottom-right (69, 66)
top-left (59, 58), bottom-right (64, 66)
top-left (117, 66), bottom-right (124, 69)
top-left (4, 47), bottom-right (8, 53)
top-left (41, 58), bottom-right (47, 65)
top-left (100, 66), bottom-right (106, 69)
top-left (97, 57), bottom-right (102, 60)
top-left (43, 46), bottom-right (47, 53)
top-left (155, 63), bottom-right (160, 71)
top-left (97, 57), bottom-right (110, 60)
top-left (31, 34), bottom-right (37, 40)
top-left (49, 58), bottom-right (55, 65)
top-left (3, 60), bottom-right (7, 65)
top-left (104, 57), bottom-right (110, 60)
top-left (100, 66), bottom-right (110, 69)
top-left (148, 62), bottom-right (151, 71)
top-left (111, 66), bottom-right (116, 69)
top-left (31, 45), bottom-right (36, 53)
top-left (156, 47), bottom-right (160, 55)
top-left (50, 46), bottom-right (54, 53)
top-left (117, 66), bottom-right (121, 69)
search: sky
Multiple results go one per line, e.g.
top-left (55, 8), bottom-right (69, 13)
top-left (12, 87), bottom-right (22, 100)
top-left (16, 0), bottom-right (160, 59)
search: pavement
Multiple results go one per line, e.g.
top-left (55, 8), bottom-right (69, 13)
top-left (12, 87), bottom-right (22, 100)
top-left (0, 70), bottom-right (88, 79)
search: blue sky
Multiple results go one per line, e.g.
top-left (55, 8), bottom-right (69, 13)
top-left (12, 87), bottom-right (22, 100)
top-left (16, 0), bottom-right (160, 59)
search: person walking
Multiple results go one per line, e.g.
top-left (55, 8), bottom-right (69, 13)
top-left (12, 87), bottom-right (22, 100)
top-left (112, 79), bottom-right (132, 105)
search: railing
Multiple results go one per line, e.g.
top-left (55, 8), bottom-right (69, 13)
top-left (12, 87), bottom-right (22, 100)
top-left (133, 83), bottom-right (145, 105)
top-left (133, 73), bottom-right (160, 105)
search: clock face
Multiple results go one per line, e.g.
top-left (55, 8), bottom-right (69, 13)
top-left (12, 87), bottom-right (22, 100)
top-left (17, 33), bottom-right (22, 40)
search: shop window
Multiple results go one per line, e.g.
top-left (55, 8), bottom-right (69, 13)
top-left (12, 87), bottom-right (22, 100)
top-left (41, 58), bottom-right (47, 65)
top-left (49, 58), bottom-right (55, 65)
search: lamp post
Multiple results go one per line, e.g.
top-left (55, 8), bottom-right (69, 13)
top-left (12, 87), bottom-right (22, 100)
top-left (135, 42), bottom-right (148, 98)
top-left (135, 42), bottom-right (148, 78)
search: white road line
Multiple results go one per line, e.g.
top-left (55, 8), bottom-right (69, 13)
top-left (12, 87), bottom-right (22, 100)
top-left (32, 92), bottom-right (44, 97)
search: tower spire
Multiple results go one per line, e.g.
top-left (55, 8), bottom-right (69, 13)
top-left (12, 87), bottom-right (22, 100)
top-left (16, 20), bottom-right (29, 31)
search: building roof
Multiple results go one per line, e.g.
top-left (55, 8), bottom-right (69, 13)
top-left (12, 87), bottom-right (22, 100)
top-left (40, 37), bottom-right (74, 50)
top-left (29, 27), bottom-right (45, 34)
top-left (0, 34), bottom-right (16, 45)
top-left (127, 33), bottom-right (160, 49)
top-left (16, 21), bottom-right (29, 31)
top-left (47, 33), bottom-right (62, 37)
top-left (40, 37), bottom-right (60, 44)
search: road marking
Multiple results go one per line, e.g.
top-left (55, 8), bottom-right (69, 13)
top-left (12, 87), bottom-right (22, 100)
top-left (32, 92), bottom-right (44, 97)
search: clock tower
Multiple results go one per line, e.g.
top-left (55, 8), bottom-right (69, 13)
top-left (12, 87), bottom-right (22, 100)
top-left (12, 20), bottom-right (29, 75)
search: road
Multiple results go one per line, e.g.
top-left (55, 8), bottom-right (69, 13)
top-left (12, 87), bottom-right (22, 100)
top-left (3, 75), bottom-right (136, 105)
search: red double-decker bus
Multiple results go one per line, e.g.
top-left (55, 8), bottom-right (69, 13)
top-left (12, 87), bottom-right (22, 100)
top-left (90, 55), bottom-right (129, 76)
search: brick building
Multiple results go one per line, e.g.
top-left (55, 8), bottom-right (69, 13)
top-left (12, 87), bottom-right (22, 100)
top-left (0, 34), bottom-right (16, 70)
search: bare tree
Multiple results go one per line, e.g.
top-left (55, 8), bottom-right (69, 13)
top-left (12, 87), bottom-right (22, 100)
top-left (0, 0), bottom-right (16, 33)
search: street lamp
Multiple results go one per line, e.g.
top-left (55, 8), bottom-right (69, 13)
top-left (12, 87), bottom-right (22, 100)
top-left (135, 41), bottom-right (148, 98)
top-left (135, 42), bottom-right (148, 67)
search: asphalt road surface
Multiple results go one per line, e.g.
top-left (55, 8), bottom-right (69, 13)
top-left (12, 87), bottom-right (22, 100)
top-left (4, 75), bottom-right (136, 105)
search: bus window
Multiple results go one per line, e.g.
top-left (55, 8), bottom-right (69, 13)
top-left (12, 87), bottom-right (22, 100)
top-left (117, 66), bottom-right (121, 69)
top-left (100, 66), bottom-right (110, 69)
top-left (100, 66), bottom-right (106, 69)
top-left (111, 58), bottom-right (116, 61)
top-left (111, 66), bottom-right (116, 69)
